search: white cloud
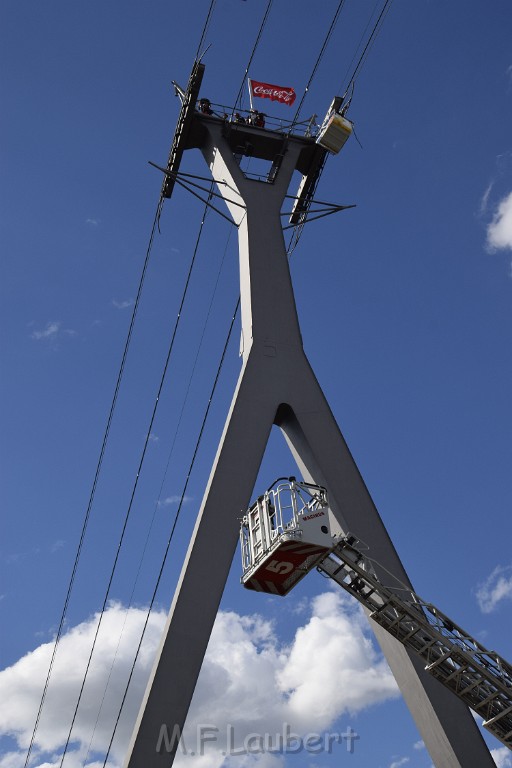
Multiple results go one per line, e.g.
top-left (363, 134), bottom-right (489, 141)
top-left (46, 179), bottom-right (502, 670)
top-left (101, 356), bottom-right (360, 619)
top-left (0, 602), bottom-right (164, 767)
top-left (174, 591), bottom-right (396, 767)
top-left (158, 495), bottom-right (192, 506)
top-left (275, 592), bottom-right (397, 724)
top-left (30, 322), bottom-right (76, 342)
top-left (31, 322), bottom-right (61, 341)
top-left (480, 181), bottom-right (494, 215)
top-left (0, 592), bottom-right (398, 768)
top-left (476, 565), bottom-right (512, 613)
top-left (112, 299), bottom-right (134, 309)
top-left (492, 746), bottom-right (512, 768)
top-left (85, 218), bottom-right (100, 227)
top-left (0, 753), bottom-right (35, 768)
top-left (389, 758), bottom-right (409, 768)
top-left (496, 151), bottom-right (512, 175)
top-left (413, 739), bottom-right (424, 750)
top-left (487, 191), bottom-right (512, 252)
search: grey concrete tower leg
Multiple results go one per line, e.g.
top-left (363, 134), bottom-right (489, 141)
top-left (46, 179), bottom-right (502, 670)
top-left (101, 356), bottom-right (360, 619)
top-left (124, 119), bottom-right (493, 768)
top-left (275, 364), bottom-right (493, 768)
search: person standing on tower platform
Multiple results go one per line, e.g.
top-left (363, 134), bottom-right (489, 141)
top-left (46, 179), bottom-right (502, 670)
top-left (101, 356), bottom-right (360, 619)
top-left (198, 98), bottom-right (213, 115)
top-left (254, 111), bottom-right (265, 128)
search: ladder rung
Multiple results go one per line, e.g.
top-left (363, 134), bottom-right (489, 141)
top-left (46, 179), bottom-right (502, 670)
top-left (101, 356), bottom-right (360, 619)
top-left (425, 651), bottom-right (454, 672)
top-left (443, 667), bottom-right (468, 684)
top-left (483, 704), bottom-right (512, 728)
top-left (416, 637), bottom-right (440, 654)
top-left (401, 624), bottom-right (423, 643)
top-left (475, 690), bottom-right (503, 709)
top-left (460, 677), bottom-right (485, 696)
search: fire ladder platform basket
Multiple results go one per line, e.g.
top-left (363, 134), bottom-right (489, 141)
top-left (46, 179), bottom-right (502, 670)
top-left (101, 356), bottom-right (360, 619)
top-left (240, 479), bottom-right (341, 596)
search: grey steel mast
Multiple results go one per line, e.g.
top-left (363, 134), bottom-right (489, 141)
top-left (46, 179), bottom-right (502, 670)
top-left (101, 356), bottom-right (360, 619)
top-left (124, 64), bottom-right (494, 768)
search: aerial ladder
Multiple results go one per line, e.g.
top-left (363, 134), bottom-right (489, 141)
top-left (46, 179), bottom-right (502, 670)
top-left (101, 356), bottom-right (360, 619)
top-left (240, 478), bottom-right (512, 752)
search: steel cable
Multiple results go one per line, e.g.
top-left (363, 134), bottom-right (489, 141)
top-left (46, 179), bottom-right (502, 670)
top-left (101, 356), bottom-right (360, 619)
top-left (57, 187), bottom-right (215, 768)
top-left (195, 0), bottom-right (217, 61)
top-left (25, 3), bottom-right (226, 760)
top-left (290, 0), bottom-right (347, 128)
top-left (81, 214), bottom-right (235, 767)
top-left (233, 0), bottom-right (273, 113)
top-left (23, 200), bottom-right (162, 768)
top-left (340, 0), bottom-right (394, 93)
top-left (288, 0), bottom-right (394, 253)
top-left (335, 0), bottom-right (381, 94)
top-left (101, 298), bottom-right (240, 768)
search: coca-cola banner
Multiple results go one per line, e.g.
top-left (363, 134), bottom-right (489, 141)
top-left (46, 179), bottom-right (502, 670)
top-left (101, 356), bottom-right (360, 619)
top-left (249, 79), bottom-right (296, 106)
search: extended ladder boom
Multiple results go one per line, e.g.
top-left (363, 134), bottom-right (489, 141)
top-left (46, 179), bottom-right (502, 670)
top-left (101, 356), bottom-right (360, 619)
top-left (318, 538), bottom-right (512, 750)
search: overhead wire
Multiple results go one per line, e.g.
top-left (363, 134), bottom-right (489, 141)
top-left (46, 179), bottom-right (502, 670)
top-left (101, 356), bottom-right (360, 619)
top-left (288, 0), bottom-right (394, 254)
top-left (194, 0), bottom-right (217, 61)
top-left (82, 217), bottom-right (236, 767)
top-left (101, 297), bottom-right (240, 768)
top-left (23, 202), bottom-right (162, 768)
top-left (101, 142), bottom-right (349, 760)
top-left (290, 0), bottom-right (347, 128)
top-left (340, 0), bottom-right (394, 93)
top-left (335, 0), bottom-right (382, 94)
top-left (233, 0), bottom-right (274, 113)
top-left (152, 227), bottom-right (236, 513)
top-left (23, 1), bottom-right (224, 761)
top-left (58, 186), bottom-right (215, 768)
top-left (283, 0), bottom-right (347, 250)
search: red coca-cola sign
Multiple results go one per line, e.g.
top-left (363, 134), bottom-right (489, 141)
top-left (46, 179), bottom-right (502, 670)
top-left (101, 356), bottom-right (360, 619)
top-left (249, 79), bottom-right (296, 106)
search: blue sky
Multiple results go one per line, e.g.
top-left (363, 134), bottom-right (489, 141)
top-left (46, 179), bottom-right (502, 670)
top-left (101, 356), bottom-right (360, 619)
top-left (1, 1), bottom-right (512, 767)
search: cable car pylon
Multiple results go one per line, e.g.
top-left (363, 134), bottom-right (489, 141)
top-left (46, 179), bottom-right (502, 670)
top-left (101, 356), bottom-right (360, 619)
top-left (124, 64), bottom-right (494, 768)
